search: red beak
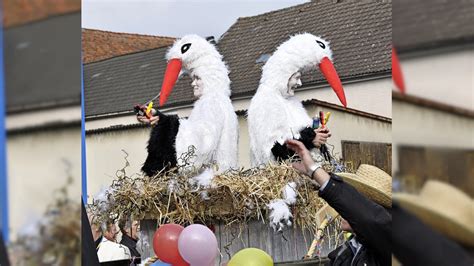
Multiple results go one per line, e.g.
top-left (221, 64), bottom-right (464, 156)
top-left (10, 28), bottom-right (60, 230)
top-left (159, 58), bottom-right (183, 106)
top-left (392, 47), bottom-right (405, 94)
top-left (319, 57), bottom-right (347, 107)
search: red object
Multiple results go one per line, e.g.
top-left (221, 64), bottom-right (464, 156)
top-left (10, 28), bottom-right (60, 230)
top-left (319, 57), bottom-right (347, 107)
top-left (153, 224), bottom-right (189, 266)
top-left (319, 111), bottom-right (325, 128)
top-left (173, 261), bottom-right (190, 266)
top-left (392, 47), bottom-right (406, 94)
top-left (159, 58), bottom-right (183, 106)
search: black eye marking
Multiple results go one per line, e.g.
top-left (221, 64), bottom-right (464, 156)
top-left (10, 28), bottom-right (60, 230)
top-left (316, 40), bottom-right (326, 49)
top-left (181, 43), bottom-right (191, 54)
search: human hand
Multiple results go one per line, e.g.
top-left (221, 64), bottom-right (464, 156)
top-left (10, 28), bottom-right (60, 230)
top-left (286, 139), bottom-right (314, 175)
top-left (136, 108), bottom-right (159, 125)
top-left (312, 127), bottom-right (331, 148)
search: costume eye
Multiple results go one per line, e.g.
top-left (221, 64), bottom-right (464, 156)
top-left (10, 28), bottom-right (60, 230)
top-left (181, 43), bottom-right (191, 54)
top-left (316, 40), bottom-right (326, 49)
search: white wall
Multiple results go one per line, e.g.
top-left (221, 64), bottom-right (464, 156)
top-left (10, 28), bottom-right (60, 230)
top-left (6, 106), bottom-right (81, 130)
top-left (85, 128), bottom-right (150, 202)
top-left (392, 49), bottom-right (474, 173)
top-left (392, 100), bottom-right (474, 173)
top-left (295, 78), bottom-right (392, 118)
top-left (6, 127), bottom-right (81, 240)
top-left (397, 49), bottom-right (474, 111)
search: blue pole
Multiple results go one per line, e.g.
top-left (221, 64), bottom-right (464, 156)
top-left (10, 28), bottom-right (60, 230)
top-left (0, 5), bottom-right (10, 243)
top-left (81, 63), bottom-right (87, 204)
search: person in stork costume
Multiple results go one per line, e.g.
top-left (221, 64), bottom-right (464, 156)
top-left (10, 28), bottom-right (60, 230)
top-left (247, 33), bottom-right (347, 231)
top-left (137, 35), bottom-right (238, 188)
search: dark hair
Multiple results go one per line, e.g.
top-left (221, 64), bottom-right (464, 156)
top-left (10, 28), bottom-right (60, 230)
top-left (118, 217), bottom-right (132, 235)
top-left (101, 219), bottom-right (115, 233)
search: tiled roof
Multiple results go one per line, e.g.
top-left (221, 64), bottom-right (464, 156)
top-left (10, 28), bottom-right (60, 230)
top-left (218, 0), bottom-right (391, 97)
top-left (2, 0), bottom-right (80, 28)
top-left (84, 1), bottom-right (391, 117)
top-left (393, 0), bottom-right (474, 53)
top-left (4, 12), bottom-right (81, 113)
top-left (82, 29), bottom-right (176, 64)
top-left (84, 48), bottom-right (173, 117)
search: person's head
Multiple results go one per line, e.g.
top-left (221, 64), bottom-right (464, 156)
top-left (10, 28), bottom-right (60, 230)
top-left (159, 35), bottom-right (231, 106)
top-left (89, 217), bottom-right (102, 241)
top-left (191, 75), bottom-right (204, 98)
top-left (87, 209), bottom-right (102, 241)
top-left (101, 220), bottom-right (118, 242)
top-left (259, 33), bottom-right (346, 106)
top-left (119, 218), bottom-right (140, 240)
top-left (287, 72), bottom-right (302, 96)
top-left (340, 218), bottom-right (353, 232)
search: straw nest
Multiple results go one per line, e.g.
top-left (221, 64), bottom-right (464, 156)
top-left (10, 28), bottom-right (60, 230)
top-left (89, 147), bottom-right (355, 234)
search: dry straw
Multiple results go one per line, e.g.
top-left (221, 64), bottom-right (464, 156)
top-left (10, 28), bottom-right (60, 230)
top-left (10, 177), bottom-right (81, 266)
top-left (89, 147), bottom-right (354, 237)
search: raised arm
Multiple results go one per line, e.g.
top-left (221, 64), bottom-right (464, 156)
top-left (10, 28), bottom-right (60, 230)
top-left (286, 139), bottom-right (391, 262)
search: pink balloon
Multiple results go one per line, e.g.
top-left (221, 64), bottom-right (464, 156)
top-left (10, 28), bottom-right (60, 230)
top-left (178, 224), bottom-right (218, 265)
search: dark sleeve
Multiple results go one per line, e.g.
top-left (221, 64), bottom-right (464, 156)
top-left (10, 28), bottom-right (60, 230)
top-left (81, 199), bottom-right (100, 266)
top-left (94, 236), bottom-right (102, 249)
top-left (271, 127), bottom-right (316, 161)
top-left (392, 202), bottom-right (473, 266)
top-left (0, 232), bottom-right (9, 266)
top-left (319, 173), bottom-right (391, 264)
top-left (141, 113), bottom-right (180, 176)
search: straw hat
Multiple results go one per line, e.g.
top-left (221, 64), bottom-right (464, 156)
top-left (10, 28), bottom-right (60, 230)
top-left (394, 180), bottom-right (474, 247)
top-left (337, 164), bottom-right (392, 208)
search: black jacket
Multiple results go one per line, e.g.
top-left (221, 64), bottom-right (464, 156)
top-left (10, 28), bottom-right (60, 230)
top-left (0, 232), bottom-right (10, 266)
top-left (81, 199), bottom-right (100, 266)
top-left (95, 236), bottom-right (102, 249)
top-left (319, 174), bottom-right (391, 266)
top-left (120, 234), bottom-right (141, 259)
top-left (392, 202), bottom-right (473, 266)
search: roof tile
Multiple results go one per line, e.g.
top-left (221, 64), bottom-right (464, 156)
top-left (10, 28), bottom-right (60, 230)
top-left (84, 1), bottom-right (392, 117)
top-left (2, 0), bottom-right (80, 28)
top-left (393, 0), bottom-right (474, 52)
top-left (82, 29), bottom-right (176, 64)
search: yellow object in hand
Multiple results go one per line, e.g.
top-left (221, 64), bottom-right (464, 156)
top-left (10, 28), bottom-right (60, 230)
top-left (324, 112), bottom-right (331, 125)
top-left (145, 102), bottom-right (153, 117)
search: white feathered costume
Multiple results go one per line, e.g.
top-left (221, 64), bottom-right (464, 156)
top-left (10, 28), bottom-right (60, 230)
top-left (247, 33), bottom-right (347, 231)
top-left (142, 35), bottom-right (238, 184)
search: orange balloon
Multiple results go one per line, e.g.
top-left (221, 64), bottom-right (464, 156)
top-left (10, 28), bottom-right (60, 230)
top-left (153, 224), bottom-right (189, 266)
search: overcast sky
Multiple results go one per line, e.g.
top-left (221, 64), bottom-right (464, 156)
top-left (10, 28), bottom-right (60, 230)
top-left (82, 0), bottom-right (309, 39)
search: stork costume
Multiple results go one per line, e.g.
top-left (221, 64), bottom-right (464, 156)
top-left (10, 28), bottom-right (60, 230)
top-left (247, 33), bottom-right (347, 230)
top-left (142, 35), bottom-right (238, 183)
